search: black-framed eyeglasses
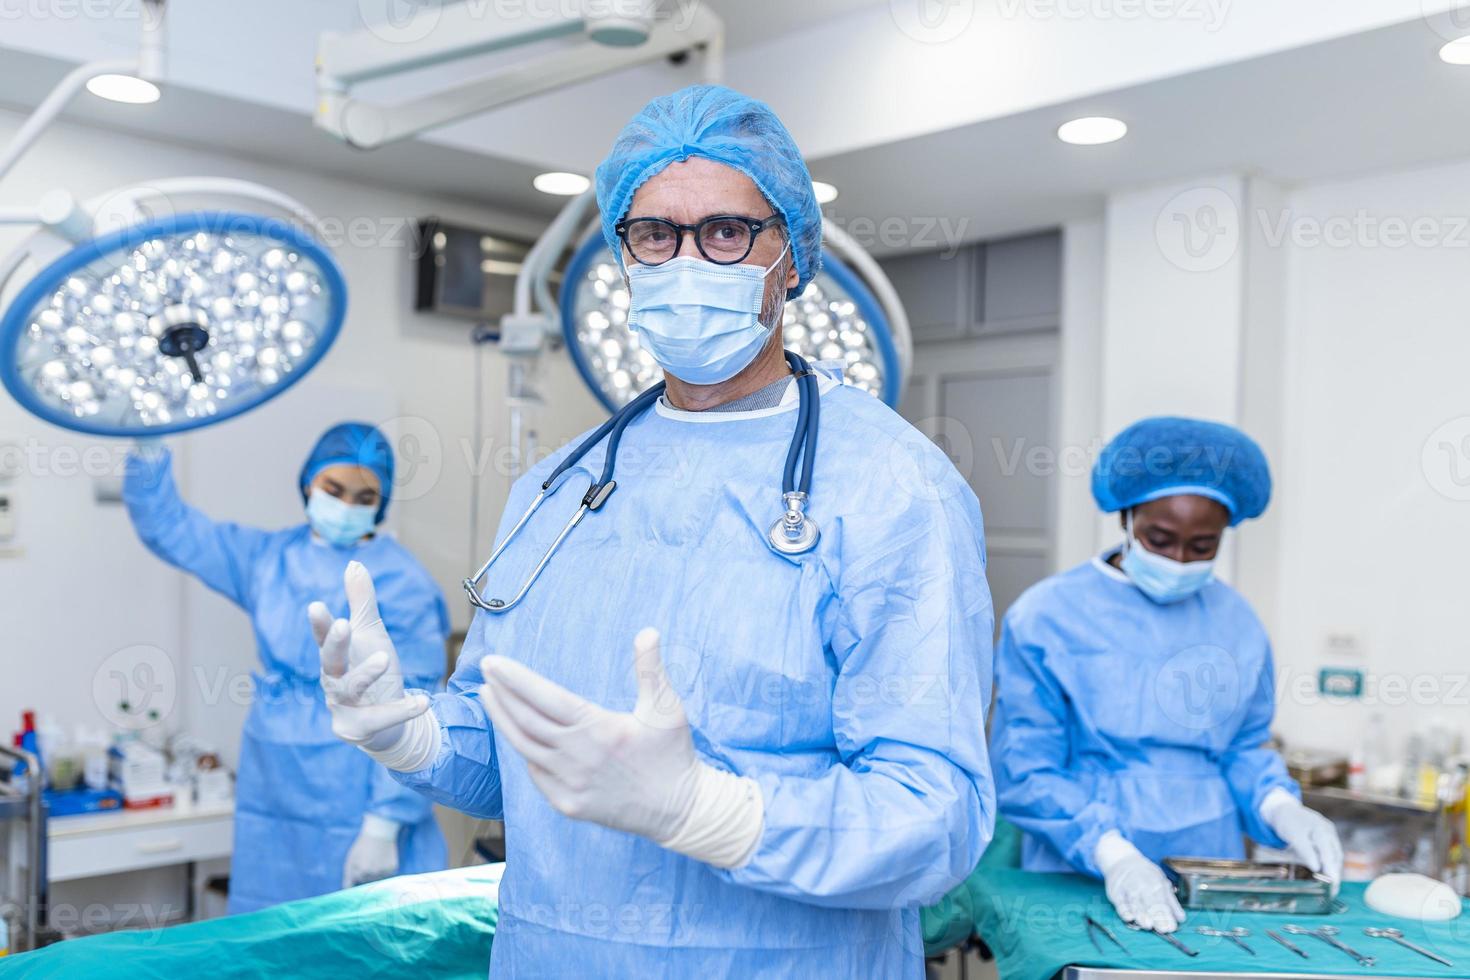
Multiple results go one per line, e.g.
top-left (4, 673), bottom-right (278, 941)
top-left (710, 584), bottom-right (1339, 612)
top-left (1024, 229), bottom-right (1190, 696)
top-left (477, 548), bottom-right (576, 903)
top-left (614, 213), bottom-right (784, 267)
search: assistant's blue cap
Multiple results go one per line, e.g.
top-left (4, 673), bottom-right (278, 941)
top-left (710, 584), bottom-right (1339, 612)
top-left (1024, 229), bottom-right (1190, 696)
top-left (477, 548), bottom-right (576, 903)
top-left (594, 84), bottom-right (822, 299)
top-left (1091, 416), bottom-right (1271, 525)
top-left (298, 422), bottom-right (394, 524)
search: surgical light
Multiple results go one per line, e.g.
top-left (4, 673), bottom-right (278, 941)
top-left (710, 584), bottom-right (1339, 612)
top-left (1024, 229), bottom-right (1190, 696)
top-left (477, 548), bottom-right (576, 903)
top-left (811, 181), bottom-right (839, 205)
top-left (533, 172), bottom-right (592, 196)
top-left (0, 187), bottom-right (346, 437)
top-left (1439, 37), bottom-right (1470, 65)
top-left (1057, 116), bottom-right (1128, 145)
top-left (560, 234), bottom-right (904, 413)
top-left (85, 74), bottom-right (161, 105)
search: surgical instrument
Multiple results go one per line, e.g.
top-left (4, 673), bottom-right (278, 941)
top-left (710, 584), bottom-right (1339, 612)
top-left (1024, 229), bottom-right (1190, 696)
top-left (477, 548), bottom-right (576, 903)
top-left (463, 350), bottom-right (824, 612)
top-left (1085, 914), bottom-right (1128, 953)
top-left (1364, 926), bottom-right (1454, 967)
top-left (1197, 926), bottom-right (1254, 955)
top-left (1266, 929), bottom-right (1309, 959)
top-left (1284, 924), bottom-right (1375, 967)
top-left (1128, 923), bottom-right (1199, 957)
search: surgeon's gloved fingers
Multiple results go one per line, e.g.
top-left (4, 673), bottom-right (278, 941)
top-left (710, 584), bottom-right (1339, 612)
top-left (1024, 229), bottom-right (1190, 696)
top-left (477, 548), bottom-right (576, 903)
top-left (343, 651), bottom-right (393, 702)
top-left (482, 655), bottom-right (587, 726)
top-left (308, 602), bottom-right (334, 647)
top-left (344, 561), bottom-right (384, 631)
top-left (337, 695), bottom-right (431, 743)
top-left (477, 667), bottom-right (562, 747)
top-left (479, 683), bottom-right (562, 770)
top-left (319, 618), bottom-right (352, 678)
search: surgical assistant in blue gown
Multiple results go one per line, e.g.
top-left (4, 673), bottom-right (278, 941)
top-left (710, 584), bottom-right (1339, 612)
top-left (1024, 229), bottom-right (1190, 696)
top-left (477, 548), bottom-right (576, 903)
top-left (394, 372), bottom-right (997, 977)
top-left (123, 425), bottom-right (449, 913)
top-left (992, 417), bottom-right (1299, 876)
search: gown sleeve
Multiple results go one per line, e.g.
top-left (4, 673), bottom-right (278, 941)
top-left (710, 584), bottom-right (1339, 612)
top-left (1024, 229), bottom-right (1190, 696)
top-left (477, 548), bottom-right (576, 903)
top-left (1221, 638), bottom-right (1298, 847)
top-left (369, 579), bottom-right (454, 826)
top-left (122, 447), bottom-right (271, 610)
top-left (717, 438), bottom-right (996, 910)
top-left (989, 601), bottom-right (1124, 877)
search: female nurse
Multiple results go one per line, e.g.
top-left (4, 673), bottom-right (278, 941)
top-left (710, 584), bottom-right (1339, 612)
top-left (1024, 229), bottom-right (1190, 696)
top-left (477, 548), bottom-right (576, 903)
top-left (122, 422), bottom-right (449, 912)
top-left (992, 416), bottom-right (1342, 933)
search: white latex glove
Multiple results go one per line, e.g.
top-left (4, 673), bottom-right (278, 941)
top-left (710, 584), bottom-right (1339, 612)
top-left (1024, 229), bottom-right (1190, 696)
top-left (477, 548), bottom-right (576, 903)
top-left (1261, 788), bottom-right (1343, 887)
top-left (1095, 831), bottom-right (1186, 933)
top-left (342, 813), bottom-right (400, 888)
top-left (311, 562), bottom-right (438, 771)
top-left (478, 628), bottom-right (763, 869)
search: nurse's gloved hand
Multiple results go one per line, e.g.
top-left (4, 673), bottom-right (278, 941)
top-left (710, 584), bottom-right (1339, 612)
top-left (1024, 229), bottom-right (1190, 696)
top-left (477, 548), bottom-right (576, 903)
top-left (343, 813), bottom-right (400, 887)
top-left (479, 628), bottom-right (763, 869)
top-left (1261, 789), bottom-right (1343, 889)
top-left (311, 562), bottom-right (439, 772)
top-left (1095, 831), bottom-right (1185, 933)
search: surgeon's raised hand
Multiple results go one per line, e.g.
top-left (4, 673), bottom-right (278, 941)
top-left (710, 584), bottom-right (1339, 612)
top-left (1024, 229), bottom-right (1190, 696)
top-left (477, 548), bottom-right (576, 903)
top-left (1095, 832), bottom-right (1185, 933)
top-left (479, 629), bottom-right (763, 868)
top-left (311, 562), bottom-right (436, 770)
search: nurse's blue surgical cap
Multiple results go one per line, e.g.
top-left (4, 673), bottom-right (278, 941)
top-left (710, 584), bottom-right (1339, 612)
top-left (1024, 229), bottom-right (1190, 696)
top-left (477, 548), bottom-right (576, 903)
top-left (298, 422), bottom-right (395, 524)
top-left (594, 84), bottom-right (822, 299)
top-left (1091, 416), bottom-right (1271, 525)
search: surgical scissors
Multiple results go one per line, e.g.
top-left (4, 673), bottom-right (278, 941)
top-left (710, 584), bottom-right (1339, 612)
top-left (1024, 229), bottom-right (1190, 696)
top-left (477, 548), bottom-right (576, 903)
top-left (1363, 926), bottom-right (1453, 967)
top-left (464, 350), bottom-right (822, 612)
top-left (1197, 926), bottom-right (1254, 955)
top-left (1284, 924), bottom-right (1375, 967)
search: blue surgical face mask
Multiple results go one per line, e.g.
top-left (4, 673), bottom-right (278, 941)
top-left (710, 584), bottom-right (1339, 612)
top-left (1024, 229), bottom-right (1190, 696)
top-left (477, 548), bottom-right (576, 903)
top-left (1120, 511), bottom-right (1216, 603)
top-left (625, 242), bottom-right (789, 385)
top-left (306, 487), bottom-right (377, 547)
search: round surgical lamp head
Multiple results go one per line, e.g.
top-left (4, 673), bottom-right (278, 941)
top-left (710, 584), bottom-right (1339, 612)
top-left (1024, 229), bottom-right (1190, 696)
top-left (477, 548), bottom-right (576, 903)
top-left (559, 235), bottom-right (903, 413)
top-left (0, 209), bottom-right (346, 436)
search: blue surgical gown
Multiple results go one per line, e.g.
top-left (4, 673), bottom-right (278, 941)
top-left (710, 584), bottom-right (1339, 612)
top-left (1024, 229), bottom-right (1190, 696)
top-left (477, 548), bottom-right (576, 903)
top-left (395, 378), bottom-right (996, 977)
top-left (123, 449), bottom-right (450, 913)
top-left (991, 551), bottom-right (1299, 876)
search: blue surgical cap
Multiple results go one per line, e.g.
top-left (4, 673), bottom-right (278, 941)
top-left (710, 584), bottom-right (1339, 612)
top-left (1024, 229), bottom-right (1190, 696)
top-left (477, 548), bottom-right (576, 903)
top-left (298, 422), bottom-right (394, 524)
top-left (1091, 416), bottom-right (1271, 526)
top-left (594, 84), bottom-right (822, 299)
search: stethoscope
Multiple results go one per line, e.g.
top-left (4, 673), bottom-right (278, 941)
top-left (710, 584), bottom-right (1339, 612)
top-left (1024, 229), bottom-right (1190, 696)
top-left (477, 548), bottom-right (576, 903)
top-left (463, 350), bottom-right (822, 613)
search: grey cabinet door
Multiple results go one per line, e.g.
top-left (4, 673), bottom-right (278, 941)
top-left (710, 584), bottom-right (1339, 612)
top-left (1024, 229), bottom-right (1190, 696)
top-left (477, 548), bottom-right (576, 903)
top-left (981, 232), bottom-right (1061, 330)
top-left (879, 247), bottom-right (971, 343)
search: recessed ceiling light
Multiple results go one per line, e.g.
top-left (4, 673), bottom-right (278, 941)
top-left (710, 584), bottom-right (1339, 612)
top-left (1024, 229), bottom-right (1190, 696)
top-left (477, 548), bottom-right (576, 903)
top-left (811, 180), bottom-right (839, 204)
top-left (532, 171), bottom-right (591, 196)
top-left (85, 74), bottom-right (161, 105)
top-left (1057, 116), bottom-right (1127, 146)
top-left (1439, 36), bottom-right (1470, 65)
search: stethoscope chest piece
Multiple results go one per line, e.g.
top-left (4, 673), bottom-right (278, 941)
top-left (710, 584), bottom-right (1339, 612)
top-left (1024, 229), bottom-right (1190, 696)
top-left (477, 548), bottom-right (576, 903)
top-left (768, 491), bottom-right (819, 555)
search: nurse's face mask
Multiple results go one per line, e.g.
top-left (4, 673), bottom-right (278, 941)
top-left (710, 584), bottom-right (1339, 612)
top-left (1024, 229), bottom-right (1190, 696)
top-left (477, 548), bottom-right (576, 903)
top-left (1120, 509), bottom-right (1219, 603)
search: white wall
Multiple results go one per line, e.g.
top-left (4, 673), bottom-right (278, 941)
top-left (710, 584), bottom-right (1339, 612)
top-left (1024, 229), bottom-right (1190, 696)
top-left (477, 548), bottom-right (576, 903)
top-left (1270, 156), bottom-right (1470, 752)
top-left (0, 109), bottom-right (604, 766)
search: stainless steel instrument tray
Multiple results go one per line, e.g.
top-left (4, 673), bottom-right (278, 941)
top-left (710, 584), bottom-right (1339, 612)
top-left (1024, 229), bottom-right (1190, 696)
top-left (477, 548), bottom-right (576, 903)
top-left (1164, 857), bottom-right (1337, 914)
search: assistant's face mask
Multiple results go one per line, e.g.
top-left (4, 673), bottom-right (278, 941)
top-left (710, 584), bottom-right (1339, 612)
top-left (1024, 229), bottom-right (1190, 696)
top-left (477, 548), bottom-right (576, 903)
top-left (1120, 511), bottom-right (1217, 603)
top-left (625, 242), bottom-right (789, 386)
top-left (306, 487), bottom-right (377, 547)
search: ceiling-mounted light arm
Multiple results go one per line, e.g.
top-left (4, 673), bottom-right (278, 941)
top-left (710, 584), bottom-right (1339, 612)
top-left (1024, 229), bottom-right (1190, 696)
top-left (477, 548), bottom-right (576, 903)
top-left (315, 1), bottom-right (724, 150)
top-left (0, 0), bottom-right (166, 201)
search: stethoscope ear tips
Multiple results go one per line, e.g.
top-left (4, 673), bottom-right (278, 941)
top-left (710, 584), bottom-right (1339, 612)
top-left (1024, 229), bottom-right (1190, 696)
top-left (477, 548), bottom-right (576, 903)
top-left (767, 491), bottom-right (819, 556)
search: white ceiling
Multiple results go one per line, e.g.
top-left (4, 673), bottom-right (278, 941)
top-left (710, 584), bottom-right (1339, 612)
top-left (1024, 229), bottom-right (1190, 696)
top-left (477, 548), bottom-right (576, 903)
top-left (0, 2), bottom-right (1468, 246)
